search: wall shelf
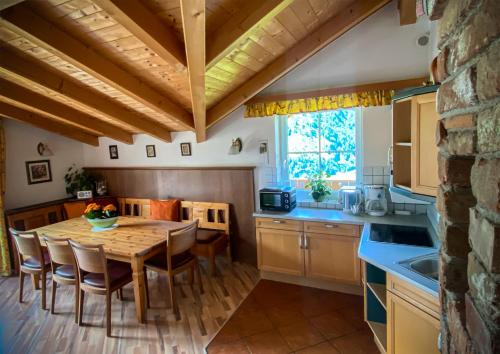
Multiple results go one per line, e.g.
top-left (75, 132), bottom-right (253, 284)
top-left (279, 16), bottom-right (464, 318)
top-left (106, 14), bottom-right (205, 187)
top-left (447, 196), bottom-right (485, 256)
top-left (367, 282), bottom-right (386, 309)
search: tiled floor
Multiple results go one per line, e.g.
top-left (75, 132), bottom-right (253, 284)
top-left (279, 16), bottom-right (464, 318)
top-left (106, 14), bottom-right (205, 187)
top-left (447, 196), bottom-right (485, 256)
top-left (207, 280), bottom-right (379, 354)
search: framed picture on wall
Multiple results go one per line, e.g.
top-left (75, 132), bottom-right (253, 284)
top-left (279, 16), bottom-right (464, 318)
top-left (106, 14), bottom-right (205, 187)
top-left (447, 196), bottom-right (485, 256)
top-left (180, 142), bottom-right (191, 156)
top-left (25, 160), bottom-right (52, 185)
top-left (146, 145), bottom-right (156, 158)
top-left (109, 145), bottom-right (119, 159)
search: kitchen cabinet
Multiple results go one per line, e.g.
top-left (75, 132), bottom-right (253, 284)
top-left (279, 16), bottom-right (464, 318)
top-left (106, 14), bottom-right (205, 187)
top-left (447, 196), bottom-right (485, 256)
top-left (392, 90), bottom-right (439, 197)
top-left (256, 227), bottom-right (304, 276)
top-left (386, 291), bottom-right (440, 354)
top-left (304, 233), bottom-right (361, 284)
top-left (255, 218), bottom-right (361, 285)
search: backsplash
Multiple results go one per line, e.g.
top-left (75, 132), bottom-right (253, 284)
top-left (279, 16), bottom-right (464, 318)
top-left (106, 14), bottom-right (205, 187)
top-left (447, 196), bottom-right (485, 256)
top-left (258, 165), bottom-right (431, 215)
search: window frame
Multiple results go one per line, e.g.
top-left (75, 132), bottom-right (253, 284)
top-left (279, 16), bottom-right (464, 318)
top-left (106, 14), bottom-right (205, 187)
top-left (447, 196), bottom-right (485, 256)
top-left (275, 108), bottom-right (363, 189)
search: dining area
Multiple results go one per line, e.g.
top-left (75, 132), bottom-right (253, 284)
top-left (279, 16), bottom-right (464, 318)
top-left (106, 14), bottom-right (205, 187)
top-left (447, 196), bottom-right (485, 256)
top-left (1, 199), bottom-right (259, 353)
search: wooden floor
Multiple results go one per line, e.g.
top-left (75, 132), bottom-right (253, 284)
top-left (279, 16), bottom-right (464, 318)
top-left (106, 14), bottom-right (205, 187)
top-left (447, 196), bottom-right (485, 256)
top-left (207, 280), bottom-right (379, 354)
top-left (0, 258), bottom-right (259, 354)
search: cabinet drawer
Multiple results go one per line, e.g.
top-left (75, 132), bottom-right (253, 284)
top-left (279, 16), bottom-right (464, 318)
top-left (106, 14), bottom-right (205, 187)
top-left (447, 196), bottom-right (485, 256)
top-left (387, 273), bottom-right (439, 318)
top-left (255, 218), bottom-right (303, 231)
top-left (304, 221), bottom-right (360, 237)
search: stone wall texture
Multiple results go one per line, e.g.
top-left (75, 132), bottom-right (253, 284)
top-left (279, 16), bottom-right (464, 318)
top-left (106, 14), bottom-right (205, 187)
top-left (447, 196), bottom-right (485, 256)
top-left (431, 0), bottom-right (500, 352)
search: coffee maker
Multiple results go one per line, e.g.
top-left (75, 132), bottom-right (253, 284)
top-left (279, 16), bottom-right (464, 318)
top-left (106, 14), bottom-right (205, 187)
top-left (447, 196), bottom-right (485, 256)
top-left (364, 185), bottom-right (388, 216)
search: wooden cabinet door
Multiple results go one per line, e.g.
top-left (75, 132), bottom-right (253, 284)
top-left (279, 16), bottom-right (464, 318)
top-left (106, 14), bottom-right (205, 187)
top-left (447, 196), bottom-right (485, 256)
top-left (387, 291), bottom-right (440, 354)
top-left (256, 228), bottom-right (304, 276)
top-left (304, 233), bottom-right (361, 284)
top-left (411, 92), bottom-right (439, 196)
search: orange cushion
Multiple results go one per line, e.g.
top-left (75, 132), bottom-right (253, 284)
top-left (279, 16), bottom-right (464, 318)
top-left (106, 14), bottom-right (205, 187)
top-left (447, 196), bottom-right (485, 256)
top-left (150, 199), bottom-right (180, 221)
top-left (64, 201), bottom-right (86, 219)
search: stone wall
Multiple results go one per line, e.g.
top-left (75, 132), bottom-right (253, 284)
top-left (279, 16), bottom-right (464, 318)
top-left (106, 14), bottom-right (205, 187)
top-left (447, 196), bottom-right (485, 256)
top-left (430, 0), bottom-right (500, 353)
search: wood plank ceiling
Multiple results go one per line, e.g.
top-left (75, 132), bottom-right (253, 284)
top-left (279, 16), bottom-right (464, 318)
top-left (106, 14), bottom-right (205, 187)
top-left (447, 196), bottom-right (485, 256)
top-left (0, 0), bottom-right (391, 145)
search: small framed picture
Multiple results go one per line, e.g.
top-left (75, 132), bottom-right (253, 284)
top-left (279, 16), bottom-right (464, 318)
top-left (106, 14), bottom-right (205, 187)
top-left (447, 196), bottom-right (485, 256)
top-left (109, 145), bottom-right (119, 159)
top-left (180, 142), bottom-right (191, 156)
top-left (146, 145), bottom-right (156, 158)
top-left (25, 160), bottom-right (52, 185)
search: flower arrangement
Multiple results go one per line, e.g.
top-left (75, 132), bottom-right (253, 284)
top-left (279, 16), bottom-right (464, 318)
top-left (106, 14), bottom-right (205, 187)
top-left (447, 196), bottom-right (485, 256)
top-left (305, 172), bottom-right (332, 202)
top-left (84, 203), bottom-right (117, 219)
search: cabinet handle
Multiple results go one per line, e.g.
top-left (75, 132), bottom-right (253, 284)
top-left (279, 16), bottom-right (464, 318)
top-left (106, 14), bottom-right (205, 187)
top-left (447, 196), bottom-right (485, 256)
top-left (325, 224), bottom-right (338, 228)
top-left (299, 234), bottom-right (305, 249)
top-left (304, 235), bottom-right (309, 249)
top-left (272, 220), bottom-right (283, 224)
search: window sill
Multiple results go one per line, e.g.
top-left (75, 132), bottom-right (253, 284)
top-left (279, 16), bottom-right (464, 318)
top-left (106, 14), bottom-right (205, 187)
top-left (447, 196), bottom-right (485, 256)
top-left (297, 200), bottom-right (343, 210)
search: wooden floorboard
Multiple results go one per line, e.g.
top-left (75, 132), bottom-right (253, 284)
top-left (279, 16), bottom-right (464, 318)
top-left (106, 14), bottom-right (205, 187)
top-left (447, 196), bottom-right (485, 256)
top-left (0, 258), bottom-right (259, 354)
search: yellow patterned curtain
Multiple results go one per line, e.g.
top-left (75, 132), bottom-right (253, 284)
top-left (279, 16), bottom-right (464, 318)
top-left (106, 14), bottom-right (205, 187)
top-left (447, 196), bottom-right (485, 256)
top-left (0, 119), bottom-right (11, 276)
top-left (245, 90), bottom-right (394, 118)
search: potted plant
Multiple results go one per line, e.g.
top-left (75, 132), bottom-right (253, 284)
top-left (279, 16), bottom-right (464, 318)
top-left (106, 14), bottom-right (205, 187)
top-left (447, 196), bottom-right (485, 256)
top-left (64, 165), bottom-right (95, 197)
top-left (84, 203), bottom-right (118, 229)
top-left (305, 172), bottom-right (332, 202)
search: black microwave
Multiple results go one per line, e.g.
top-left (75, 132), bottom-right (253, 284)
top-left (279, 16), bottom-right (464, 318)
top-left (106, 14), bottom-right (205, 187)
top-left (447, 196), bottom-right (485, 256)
top-left (259, 186), bottom-right (296, 212)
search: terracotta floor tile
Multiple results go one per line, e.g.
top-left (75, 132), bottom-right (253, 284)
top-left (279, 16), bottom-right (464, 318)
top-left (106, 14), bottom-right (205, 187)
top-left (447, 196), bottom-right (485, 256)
top-left (294, 341), bottom-right (341, 354)
top-left (278, 322), bottom-right (325, 351)
top-left (210, 319), bottom-right (241, 346)
top-left (232, 308), bottom-right (274, 337)
top-left (244, 329), bottom-right (292, 354)
top-left (329, 329), bottom-right (380, 354)
top-left (265, 306), bottom-right (309, 328)
top-left (309, 311), bottom-right (357, 339)
top-left (336, 304), bottom-right (366, 330)
top-left (207, 340), bottom-right (251, 354)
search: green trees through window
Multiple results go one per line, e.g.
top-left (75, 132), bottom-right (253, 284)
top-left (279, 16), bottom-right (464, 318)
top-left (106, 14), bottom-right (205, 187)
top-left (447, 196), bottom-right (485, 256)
top-left (287, 109), bottom-right (357, 188)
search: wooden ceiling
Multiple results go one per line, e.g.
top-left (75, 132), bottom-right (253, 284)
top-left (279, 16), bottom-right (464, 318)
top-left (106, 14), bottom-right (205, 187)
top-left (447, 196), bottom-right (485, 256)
top-left (0, 0), bottom-right (394, 145)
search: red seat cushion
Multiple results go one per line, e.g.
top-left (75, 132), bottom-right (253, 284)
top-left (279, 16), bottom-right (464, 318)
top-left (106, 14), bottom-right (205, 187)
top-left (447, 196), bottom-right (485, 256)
top-left (150, 199), bottom-right (180, 221)
top-left (83, 261), bottom-right (132, 288)
top-left (54, 264), bottom-right (75, 279)
top-left (196, 229), bottom-right (221, 244)
top-left (23, 250), bottom-right (50, 269)
top-left (145, 250), bottom-right (194, 271)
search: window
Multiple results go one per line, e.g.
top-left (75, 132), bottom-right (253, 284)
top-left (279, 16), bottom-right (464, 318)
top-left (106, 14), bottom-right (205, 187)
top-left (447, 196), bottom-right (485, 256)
top-left (276, 108), bottom-right (362, 193)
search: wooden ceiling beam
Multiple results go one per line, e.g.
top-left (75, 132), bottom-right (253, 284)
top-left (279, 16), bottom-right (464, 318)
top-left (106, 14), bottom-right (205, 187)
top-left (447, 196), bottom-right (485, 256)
top-left (246, 77), bottom-right (428, 104)
top-left (0, 78), bottom-right (134, 144)
top-left (92, 0), bottom-right (186, 68)
top-left (0, 3), bottom-right (194, 131)
top-left (206, 0), bottom-right (292, 70)
top-left (0, 102), bottom-right (99, 146)
top-left (207, 0), bottom-right (391, 127)
top-left (0, 46), bottom-right (172, 143)
top-left (398, 0), bottom-right (417, 25)
top-left (180, 0), bottom-right (206, 142)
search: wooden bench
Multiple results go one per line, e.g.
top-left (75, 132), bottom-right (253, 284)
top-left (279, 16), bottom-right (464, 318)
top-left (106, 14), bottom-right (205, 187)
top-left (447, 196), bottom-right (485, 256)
top-left (116, 198), bottom-right (231, 275)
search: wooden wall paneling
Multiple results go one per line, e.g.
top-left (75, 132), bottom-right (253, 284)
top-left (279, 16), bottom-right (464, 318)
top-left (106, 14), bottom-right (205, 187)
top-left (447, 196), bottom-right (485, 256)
top-left (180, 0), bottom-right (206, 142)
top-left (0, 46), bottom-right (173, 142)
top-left (0, 78), bottom-right (134, 144)
top-left (85, 167), bottom-right (257, 265)
top-left (206, 0), bottom-right (292, 69)
top-left (0, 102), bottom-right (100, 146)
top-left (92, 0), bottom-right (186, 67)
top-left (206, 0), bottom-right (391, 126)
top-left (0, 3), bottom-right (195, 130)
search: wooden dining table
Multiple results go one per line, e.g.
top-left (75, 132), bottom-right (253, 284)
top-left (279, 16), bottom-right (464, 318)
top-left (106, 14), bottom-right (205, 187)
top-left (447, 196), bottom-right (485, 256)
top-left (32, 216), bottom-right (186, 324)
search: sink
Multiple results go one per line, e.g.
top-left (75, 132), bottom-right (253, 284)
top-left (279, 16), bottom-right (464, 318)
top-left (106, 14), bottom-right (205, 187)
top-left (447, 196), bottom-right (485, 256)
top-left (369, 223), bottom-right (433, 247)
top-left (399, 254), bottom-right (439, 282)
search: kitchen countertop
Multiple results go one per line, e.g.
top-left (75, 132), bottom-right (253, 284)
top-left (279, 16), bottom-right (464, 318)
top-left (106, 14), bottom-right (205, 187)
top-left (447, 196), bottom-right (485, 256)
top-left (254, 207), bottom-right (439, 297)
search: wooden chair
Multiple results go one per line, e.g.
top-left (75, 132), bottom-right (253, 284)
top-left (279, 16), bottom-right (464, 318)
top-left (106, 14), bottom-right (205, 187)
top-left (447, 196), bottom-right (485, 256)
top-left (117, 198), bottom-right (151, 217)
top-left (69, 240), bottom-right (133, 337)
top-left (43, 235), bottom-right (78, 323)
top-left (63, 201), bottom-right (86, 219)
top-left (144, 221), bottom-right (201, 310)
top-left (9, 228), bottom-right (51, 309)
top-left (180, 202), bottom-right (231, 276)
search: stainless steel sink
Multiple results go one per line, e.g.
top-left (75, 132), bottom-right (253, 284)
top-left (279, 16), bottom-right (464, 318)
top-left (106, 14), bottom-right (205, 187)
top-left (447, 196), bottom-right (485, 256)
top-left (399, 254), bottom-right (439, 282)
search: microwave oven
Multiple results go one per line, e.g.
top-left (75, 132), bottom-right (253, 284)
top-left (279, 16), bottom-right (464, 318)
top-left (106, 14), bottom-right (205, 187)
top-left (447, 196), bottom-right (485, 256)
top-left (259, 186), bottom-right (296, 212)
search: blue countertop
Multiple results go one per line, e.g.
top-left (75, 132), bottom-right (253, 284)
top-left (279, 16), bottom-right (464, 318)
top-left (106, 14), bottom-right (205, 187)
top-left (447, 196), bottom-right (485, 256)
top-left (254, 207), bottom-right (439, 297)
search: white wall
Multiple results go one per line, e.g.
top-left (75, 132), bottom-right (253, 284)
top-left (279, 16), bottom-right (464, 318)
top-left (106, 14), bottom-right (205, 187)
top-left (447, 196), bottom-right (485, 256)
top-left (4, 119), bottom-right (84, 209)
top-left (362, 106), bottom-right (392, 167)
